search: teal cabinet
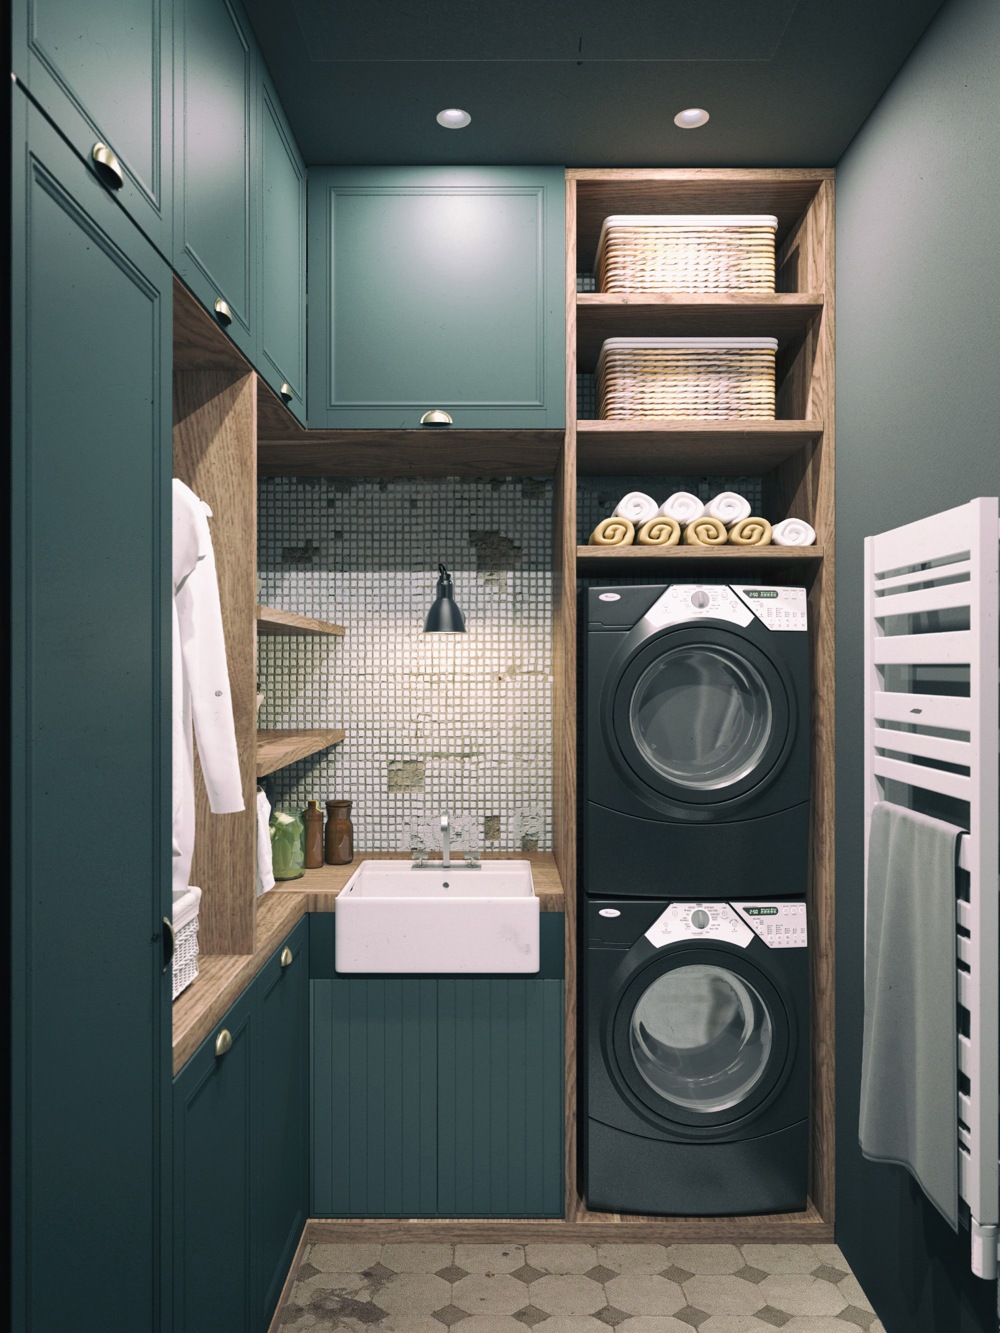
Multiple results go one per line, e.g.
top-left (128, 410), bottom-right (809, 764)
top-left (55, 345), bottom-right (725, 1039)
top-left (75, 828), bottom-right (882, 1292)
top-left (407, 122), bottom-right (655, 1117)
top-left (310, 915), bottom-right (565, 1217)
top-left (11, 89), bottom-right (173, 1332)
top-left (307, 167), bottom-right (566, 429)
top-left (12, 0), bottom-right (173, 256)
top-left (173, 920), bottom-right (308, 1333)
top-left (256, 917), bottom-right (309, 1327)
top-left (174, 989), bottom-right (256, 1333)
top-left (173, 0), bottom-right (258, 361)
top-left (258, 70), bottom-right (307, 423)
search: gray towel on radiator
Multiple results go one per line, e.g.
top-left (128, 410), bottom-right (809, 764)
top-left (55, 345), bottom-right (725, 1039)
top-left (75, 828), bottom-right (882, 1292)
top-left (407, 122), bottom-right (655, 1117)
top-left (860, 801), bottom-right (962, 1229)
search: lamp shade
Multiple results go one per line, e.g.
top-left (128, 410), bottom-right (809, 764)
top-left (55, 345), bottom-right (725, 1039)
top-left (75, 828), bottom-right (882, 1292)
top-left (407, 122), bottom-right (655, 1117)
top-left (424, 564), bottom-right (466, 633)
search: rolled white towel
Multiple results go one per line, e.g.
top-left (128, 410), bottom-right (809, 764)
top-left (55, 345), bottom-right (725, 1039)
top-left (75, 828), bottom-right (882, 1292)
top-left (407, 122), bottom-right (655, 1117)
top-left (706, 491), bottom-right (752, 527)
top-left (771, 518), bottom-right (817, 547)
top-left (658, 491), bottom-right (705, 525)
top-left (615, 491), bottom-right (658, 524)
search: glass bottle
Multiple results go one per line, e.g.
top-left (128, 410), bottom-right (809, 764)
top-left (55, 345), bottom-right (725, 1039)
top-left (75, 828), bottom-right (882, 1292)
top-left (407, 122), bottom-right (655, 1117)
top-left (325, 799), bottom-right (354, 865)
top-left (269, 807), bottom-right (305, 881)
top-left (303, 800), bottom-right (324, 869)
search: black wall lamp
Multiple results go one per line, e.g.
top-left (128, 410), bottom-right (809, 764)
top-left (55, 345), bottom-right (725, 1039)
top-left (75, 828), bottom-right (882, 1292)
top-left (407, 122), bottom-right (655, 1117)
top-left (423, 563), bottom-right (467, 633)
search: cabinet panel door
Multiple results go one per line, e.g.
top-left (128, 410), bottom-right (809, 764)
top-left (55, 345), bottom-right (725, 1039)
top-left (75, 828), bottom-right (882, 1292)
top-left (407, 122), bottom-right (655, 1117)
top-left (259, 71), bottom-right (306, 423)
top-left (173, 0), bottom-right (257, 360)
top-left (12, 0), bottom-right (172, 255)
top-left (173, 990), bottom-right (255, 1333)
top-left (308, 166), bottom-right (566, 428)
top-left (257, 918), bottom-right (309, 1326)
top-left (10, 90), bottom-right (173, 1332)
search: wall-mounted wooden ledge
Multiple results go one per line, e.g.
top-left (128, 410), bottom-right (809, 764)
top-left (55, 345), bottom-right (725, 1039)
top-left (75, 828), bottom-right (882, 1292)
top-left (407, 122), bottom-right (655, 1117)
top-left (576, 418), bottom-right (823, 475)
top-left (257, 428), bottom-right (565, 478)
top-left (256, 605), bottom-right (346, 637)
top-left (173, 854), bottom-right (565, 1073)
top-left (257, 729), bottom-right (346, 777)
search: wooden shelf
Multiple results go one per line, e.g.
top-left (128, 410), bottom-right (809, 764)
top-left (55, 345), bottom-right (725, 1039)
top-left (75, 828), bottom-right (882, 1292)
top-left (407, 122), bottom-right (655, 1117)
top-left (256, 605), bottom-right (345, 637)
top-left (576, 418), bottom-right (822, 475)
top-left (256, 729), bottom-right (346, 777)
top-left (577, 544), bottom-right (823, 575)
top-left (576, 292), bottom-right (823, 370)
top-left (257, 427), bottom-right (564, 478)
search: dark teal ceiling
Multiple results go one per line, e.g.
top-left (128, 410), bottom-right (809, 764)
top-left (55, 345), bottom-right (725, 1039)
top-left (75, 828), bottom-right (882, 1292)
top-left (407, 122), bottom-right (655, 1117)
top-left (244, 0), bottom-right (946, 166)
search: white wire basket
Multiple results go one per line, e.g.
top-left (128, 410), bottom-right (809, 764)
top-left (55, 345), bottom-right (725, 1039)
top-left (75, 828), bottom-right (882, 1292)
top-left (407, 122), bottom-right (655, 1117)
top-left (172, 886), bottom-right (202, 1001)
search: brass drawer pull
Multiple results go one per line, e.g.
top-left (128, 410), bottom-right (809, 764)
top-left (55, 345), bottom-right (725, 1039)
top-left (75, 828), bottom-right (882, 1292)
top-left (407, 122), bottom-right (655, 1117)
top-left (280, 946), bottom-right (294, 968)
top-left (279, 382), bottom-right (293, 403)
top-left (214, 1029), bottom-right (233, 1057)
top-left (420, 409), bottom-right (452, 426)
top-left (91, 142), bottom-right (124, 190)
top-left (214, 297), bottom-right (233, 326)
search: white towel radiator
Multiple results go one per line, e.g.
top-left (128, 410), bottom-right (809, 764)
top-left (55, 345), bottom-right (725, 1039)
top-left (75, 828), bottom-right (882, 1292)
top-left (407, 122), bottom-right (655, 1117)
top-left (864, 496), bottom-right (999, 1278)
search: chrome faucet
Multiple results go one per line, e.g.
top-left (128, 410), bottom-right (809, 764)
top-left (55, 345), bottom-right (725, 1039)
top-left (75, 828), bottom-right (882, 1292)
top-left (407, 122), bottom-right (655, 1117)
top-left (440, 813), bottom-right (451, 869)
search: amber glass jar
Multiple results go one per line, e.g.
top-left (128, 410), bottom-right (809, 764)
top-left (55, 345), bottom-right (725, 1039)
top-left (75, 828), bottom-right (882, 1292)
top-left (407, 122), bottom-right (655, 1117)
top-left (303, 800), bottom-right (325, 869)
top-left (325, 799), bottom-right (354, 865)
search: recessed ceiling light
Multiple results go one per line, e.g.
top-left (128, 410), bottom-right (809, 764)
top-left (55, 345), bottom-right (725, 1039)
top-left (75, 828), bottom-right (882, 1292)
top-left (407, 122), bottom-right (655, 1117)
top-left (436, 108), bottom-right (471, 129)
top-left (674, 107), bottom-right (710, 129)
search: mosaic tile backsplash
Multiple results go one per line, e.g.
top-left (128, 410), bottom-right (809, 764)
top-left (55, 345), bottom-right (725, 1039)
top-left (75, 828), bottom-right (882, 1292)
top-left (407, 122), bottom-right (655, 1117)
top-left (257, 478), bottom-right (553, 855)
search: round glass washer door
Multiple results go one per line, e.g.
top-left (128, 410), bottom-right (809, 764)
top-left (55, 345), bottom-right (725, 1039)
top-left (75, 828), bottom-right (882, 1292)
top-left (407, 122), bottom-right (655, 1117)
top-left (629, 644), bottom-right (772, 791)
top-left (629, 963), bottom-right (773, 1114)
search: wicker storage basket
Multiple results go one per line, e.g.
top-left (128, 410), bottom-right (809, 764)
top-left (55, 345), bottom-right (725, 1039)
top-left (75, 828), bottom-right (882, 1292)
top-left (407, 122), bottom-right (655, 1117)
top-left (597, 337), bottom-right (778, 420)
top-left (172, 885), bottom-right (202, 1001)
top-left (596, 215), bottom-right (778, 293)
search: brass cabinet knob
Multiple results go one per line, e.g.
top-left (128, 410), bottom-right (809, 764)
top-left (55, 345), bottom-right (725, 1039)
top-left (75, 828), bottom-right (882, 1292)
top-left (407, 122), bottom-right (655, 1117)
top-left (279, 382), bottom-right (293, 403)
top-left (280, 946), bottom-right (294, 968)
top-left (420, 409), bottom-right (453, 426)
top-left (91, 142), bottom-right (124, 190)
top-left (214, 1029), bottom-right (233, 1057)
top-left (213, 297), bottom-right (233, 326)
top-left (162, 916), bottom-right (175, 973)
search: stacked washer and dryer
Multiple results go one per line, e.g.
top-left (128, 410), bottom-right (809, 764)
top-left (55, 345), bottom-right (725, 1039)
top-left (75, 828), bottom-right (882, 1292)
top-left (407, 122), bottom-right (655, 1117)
top-left (581, 581), bottom-right (812, 1216)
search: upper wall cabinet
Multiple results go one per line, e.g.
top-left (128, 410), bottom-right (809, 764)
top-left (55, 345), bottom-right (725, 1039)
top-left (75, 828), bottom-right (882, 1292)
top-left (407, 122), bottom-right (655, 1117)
top-left (258, 69), bottom-right (307, 424)
top-left (307, 166), bottom-right (566, 429)
top-left (173, 0), bottom-right (258, 363)
top-left (12, 0), bottom-right (173, 256)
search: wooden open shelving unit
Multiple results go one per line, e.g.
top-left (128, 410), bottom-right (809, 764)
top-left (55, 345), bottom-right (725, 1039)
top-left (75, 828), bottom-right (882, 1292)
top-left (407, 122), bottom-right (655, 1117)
top-left (256, 729), bottom-right (346, 777)
top-left (173, 165), bottom-right (835, 1240)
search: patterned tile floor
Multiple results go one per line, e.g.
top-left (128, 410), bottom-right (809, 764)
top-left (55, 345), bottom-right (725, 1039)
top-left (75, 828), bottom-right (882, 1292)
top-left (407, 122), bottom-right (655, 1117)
top-left (278, 1242), bottom-right (885, 1333)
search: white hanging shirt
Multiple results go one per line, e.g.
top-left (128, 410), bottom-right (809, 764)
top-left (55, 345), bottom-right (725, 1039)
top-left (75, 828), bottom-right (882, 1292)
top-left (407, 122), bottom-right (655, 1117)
top-left (173, 479), bottom-right (244, 896)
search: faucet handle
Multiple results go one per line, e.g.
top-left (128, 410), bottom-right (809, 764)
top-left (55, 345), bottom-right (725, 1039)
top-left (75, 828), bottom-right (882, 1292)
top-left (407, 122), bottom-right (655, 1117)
top-left (463, 850), bottom-right (481, 868)
top-left (411, 848), bottom-right (428, 866)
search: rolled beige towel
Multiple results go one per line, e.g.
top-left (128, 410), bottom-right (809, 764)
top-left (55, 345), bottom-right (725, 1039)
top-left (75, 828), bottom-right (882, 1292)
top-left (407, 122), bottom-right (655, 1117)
top-left (636, 516), bottom-right (681, 547)
top-left (590, 516), bottom-right (635, 546)
top-left (682, 516), bottom-right (728, 546)
top-left (728, 516), bottom-right (773, 547)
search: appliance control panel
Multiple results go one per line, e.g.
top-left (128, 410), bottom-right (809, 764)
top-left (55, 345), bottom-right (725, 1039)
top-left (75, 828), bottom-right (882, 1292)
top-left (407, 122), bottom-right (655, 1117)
top-left (643, 584), bottom-right (754, 630)
top-left (733, 585), bottom-right (808, 632)
top-left (645, 901), bottom-right (808, 950)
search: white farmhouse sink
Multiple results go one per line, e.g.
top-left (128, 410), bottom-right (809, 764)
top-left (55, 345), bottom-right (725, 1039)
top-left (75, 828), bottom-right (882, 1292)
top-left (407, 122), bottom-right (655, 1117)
top-left (334, 860), bottom-right (539, 974)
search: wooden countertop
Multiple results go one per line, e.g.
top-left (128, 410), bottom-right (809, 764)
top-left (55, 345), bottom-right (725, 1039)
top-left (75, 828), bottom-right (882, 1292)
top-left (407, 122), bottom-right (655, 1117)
top-left (172, 852), bottom-right (565, 1074)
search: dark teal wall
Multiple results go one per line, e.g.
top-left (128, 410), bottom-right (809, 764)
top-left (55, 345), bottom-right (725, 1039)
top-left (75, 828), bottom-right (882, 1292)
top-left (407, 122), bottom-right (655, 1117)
top-left (835, 1), bottom-right (1000, 1329)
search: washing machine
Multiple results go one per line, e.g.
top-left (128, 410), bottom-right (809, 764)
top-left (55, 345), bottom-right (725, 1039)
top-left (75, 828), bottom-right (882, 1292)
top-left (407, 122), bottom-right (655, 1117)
top-left (582, 896), bottom-right (809, 1215)
top-left (583, 582), bottom-right (810, 898)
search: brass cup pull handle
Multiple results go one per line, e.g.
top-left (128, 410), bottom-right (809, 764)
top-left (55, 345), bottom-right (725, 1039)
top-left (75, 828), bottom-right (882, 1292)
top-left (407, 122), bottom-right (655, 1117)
top-left (280, 946), bottom-right (294, 968)
top-left (162, 916), bottom-right (175, 973)
top-left (214, 297), bottom-right (233, 326)
top-left (215, 1029), bottom-right (233, 1058)
top-left (420, 409), bottom-right (453, 427)
top-left (91, 142), bottom-right (124, 190)
top-left (279, 382), bottom-right (293, 403)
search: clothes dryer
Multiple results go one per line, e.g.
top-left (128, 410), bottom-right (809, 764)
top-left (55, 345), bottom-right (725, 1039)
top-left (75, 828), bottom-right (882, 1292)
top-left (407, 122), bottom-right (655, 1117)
top-left (582, 896), bottom-right (809, 1216)
top-left (583, 583), bottom-right (810, 898)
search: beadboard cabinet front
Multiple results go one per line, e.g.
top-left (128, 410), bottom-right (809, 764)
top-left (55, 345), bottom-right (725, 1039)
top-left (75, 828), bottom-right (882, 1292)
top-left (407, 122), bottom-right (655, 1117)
top-left (307, 166), bottom-right (566, 429)
top-left (173, 0), bottom-right (258, 362)
top-left (13, 0), bottom-right (173, 256)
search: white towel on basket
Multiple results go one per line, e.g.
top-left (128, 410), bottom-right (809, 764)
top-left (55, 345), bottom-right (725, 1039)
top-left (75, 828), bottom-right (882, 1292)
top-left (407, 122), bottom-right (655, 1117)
top-left (772, 518), bottom-right (817, 547)
top-left (658, 491), bottom-right (705, 525)
top-left (615, 492), bottom-right (659, 524)
top-left (705, 491), bottom-right (751, 527)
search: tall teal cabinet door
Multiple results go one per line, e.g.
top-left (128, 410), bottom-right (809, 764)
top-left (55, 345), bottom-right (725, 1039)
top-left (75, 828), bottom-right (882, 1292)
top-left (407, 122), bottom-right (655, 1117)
top-left (258, 70), bottom-right (307, 423)
top-left (308, 166), bottom-right (566, 429)
top-left (12, 0), bottom-right (173, 256)
top-left (174, 990), bottom-right (256, 1333)
top-left (257, 917), bottom-right (309, 1327)
top-left (10, 90), bottom-right (173, 1332)
top-left (173, 0), bottom-right (258, 360)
